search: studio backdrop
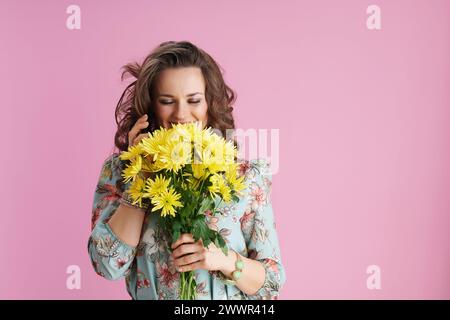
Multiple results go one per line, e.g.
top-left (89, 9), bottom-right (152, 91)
top-left (1, 0), bottom-right (450, 299)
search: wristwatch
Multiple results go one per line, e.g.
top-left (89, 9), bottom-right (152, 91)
top-left (218, 251), bottom-right (244, 286)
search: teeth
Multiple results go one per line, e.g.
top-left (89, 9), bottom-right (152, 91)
top-left (170, 121), bottom-right (199, 126)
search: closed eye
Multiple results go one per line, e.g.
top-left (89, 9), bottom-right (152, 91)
top-left (159, 100), bottom-right (201, 105)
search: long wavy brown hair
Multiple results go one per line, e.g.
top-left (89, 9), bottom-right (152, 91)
top-left (111, 41), bottom-right (237, 154)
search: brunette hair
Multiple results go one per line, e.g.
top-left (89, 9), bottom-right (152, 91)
top-left (111, 41), bottom-right (237, 153)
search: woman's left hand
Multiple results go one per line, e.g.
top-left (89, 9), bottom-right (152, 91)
top-left (170, 233), bottom-right (232, 273)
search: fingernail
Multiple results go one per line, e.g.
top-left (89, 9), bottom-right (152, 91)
top-left (143, 114), bottom-right (148, 119)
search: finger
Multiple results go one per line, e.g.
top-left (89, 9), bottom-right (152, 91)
top-left (133, 133), bottom-right (149, 145)
top-left (171, 233), bottom-right (195, 249)
top-left (132, 114), bottom-right (147, 126)
top-left (137, 114), bottom-right (148, 123)
top-left (172, 243), bottom-right (204, 259)
top-left (129, 120), bottom-right (149, 138)
top-left (129, 116), bottom-right (148, 137)
top-left (128, 121), bottom-right (149, 145)
top-left (171, 233), bottom-right (195, 250)
top-left (178, 260), bottom-right (205, 273)
top-left (174, 252), bottom-right (204, 267)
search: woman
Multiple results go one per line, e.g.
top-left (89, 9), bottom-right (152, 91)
top-left (88, 41), bottom-right (286, 300)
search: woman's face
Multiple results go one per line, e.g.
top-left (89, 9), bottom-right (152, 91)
top-left (153, 67), bottom-right (209, 129)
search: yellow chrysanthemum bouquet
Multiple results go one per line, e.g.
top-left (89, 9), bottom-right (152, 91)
top-left (119, 122), bottom-right (246, 300)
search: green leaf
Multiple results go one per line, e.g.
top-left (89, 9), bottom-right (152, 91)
top-left (202, 237), bottom-right (212, 248)
top-left (214, 237), bottom-right (222, 249)
top-left (220, 244), bottom-right (228, 256)
top-left (192, 216), bottom-right (209, 243)
top-left (171, 220), bottom-right (182, 243)
top-left (172, 229), bottom-right (181, 244)
top-left (196, 196), bottom-right (214, 215)
top-left (216, 233), bottom-right (227, 249)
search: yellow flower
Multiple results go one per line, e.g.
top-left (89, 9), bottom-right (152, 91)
top-left (200, 146), bottom-right (223, 174)
top-left (141, 155), bottom-right (159, 173)
top-left (119, 123), bottom-right (248, 216)
top-left (168, 122), bottom-right (204, 144)
top-left (127, 176), bottom-right (147, 207)
top-left (168, 123), bottom-right (193, 144)
top-left (219, 183), bottom-right (232, 203)
top-left (198, 135), bottom-right (236, 173)
top-left (151, 187), bottom-right (183, 217)
top-left (121, 155), bottom-right (142, 184)
top-left (158, 140), bottom-right (192, 173)
top-left (223, 140), bottom-right (238, 163)
top-left (188, 122), bottom-right (204, 145)
top-left (208, 173), bottom-right (232, 202)
top-left (191, 163), bottom-right (209, 180)
top-left (141, 128), bottom-right (168, 160)
top-left (119, 144), bottom-right (144, 161)
top-left (200, 126), bottom-right (216, 147)
top-left (225, 163), bottom-right (246, 193)
top-left (144, 174), bottom-right (171, 198)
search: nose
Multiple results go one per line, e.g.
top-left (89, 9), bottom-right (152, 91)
top-left (172, 101), bottom-right (189, 122)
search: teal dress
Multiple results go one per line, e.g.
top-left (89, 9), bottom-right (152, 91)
top-left (88, 153), bottom-right (286, 300)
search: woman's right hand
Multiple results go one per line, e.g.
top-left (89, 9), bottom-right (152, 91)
top-left (127, 114), bottom-right (154, 180)
top-left (128, 114), bottom-right (149, 147)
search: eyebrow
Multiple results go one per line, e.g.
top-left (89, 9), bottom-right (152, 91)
top-left (158, 92), bottom-right (203, 98)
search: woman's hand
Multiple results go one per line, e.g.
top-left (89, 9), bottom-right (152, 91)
top-left (170, 233), bottom-right (235, 273)
top-left (171, 234), bottom-right (268, 296)
top-left (127, 114), bottom-right (153, 179)
top-left (128, 114), bottom-right (149, 147)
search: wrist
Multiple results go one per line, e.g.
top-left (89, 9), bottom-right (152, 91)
top-left (120, 189), bottom-right (149, 212)
top-left (220, 250), bottom-right (239, 279)
top-left (217, 250), bottom-right (245, 286)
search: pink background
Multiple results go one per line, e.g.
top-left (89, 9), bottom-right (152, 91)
top-left (1, 0), bottom-right (450, 299)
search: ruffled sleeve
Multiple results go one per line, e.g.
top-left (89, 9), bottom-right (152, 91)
top-left (87, 153), bottom-right (137, 280)
top-left (240, 159), bottom-right (286, 299)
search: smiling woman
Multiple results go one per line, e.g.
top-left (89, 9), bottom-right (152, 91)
top-left (112, 41), bottom-right (237, 151)
top-left (87, 41), bottom-right (286, 300)
top-left (153, 67), bottom-right (209, 130)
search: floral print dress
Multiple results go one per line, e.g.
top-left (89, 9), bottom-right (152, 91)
top-left (88, 153), bottom-right (286, 300)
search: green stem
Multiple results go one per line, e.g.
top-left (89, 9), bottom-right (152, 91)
top-left (214, 197), bottom-right (223, 215)
top-left (181, 272), bottom-right (186, 300)
top-left (188, 272), bottom-right (193, 298)
top-left (172, 170), bottom-right (176, 187)
top-left (199, 176), bottom-right (206, 194)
